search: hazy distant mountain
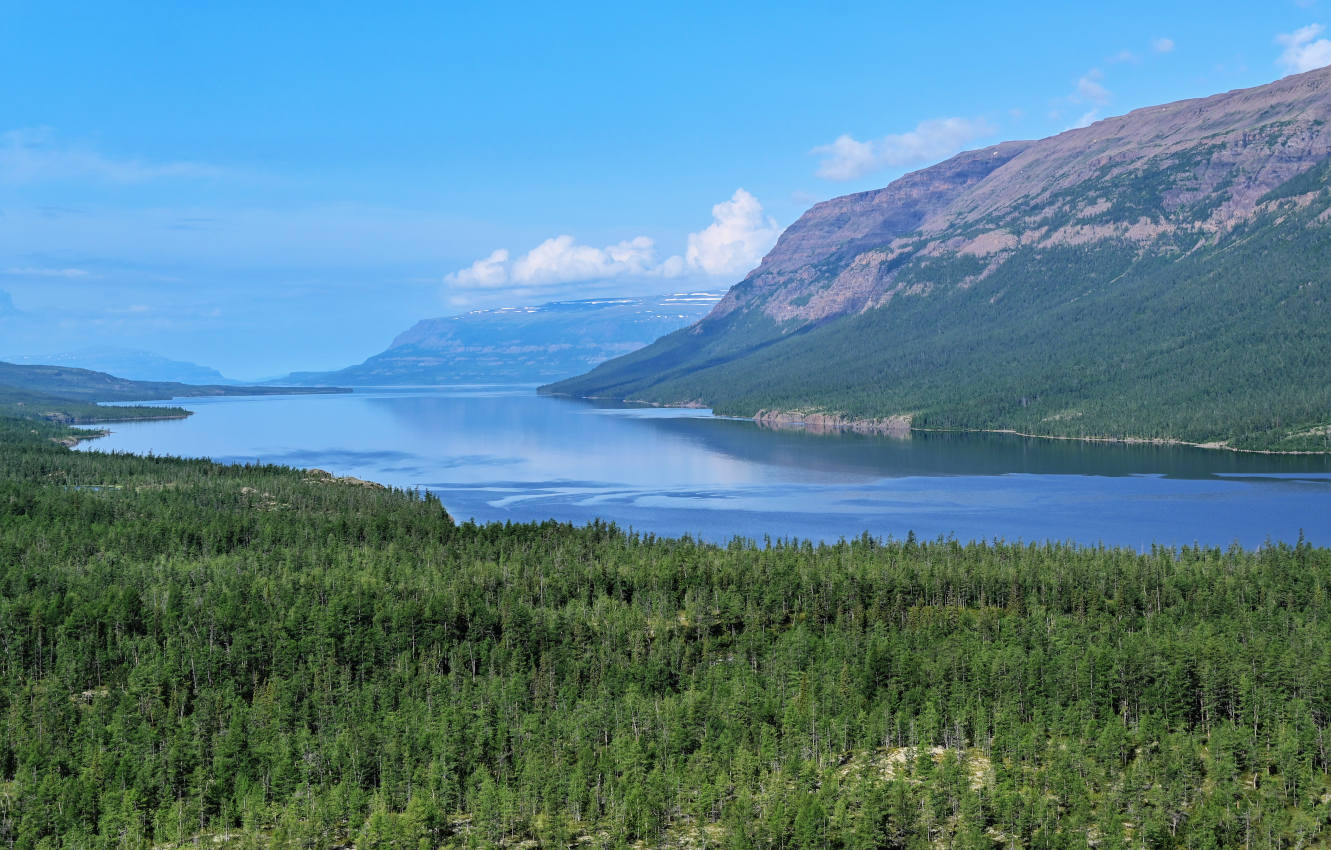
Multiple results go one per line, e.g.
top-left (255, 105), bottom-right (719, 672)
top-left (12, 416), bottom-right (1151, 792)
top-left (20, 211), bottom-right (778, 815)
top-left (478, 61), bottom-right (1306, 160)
top-left (0, 361), bottom-right (345, 403)
top-left (1, 347), bottom-right (237, 385)
top-left (549, 68), bottom-right (1331, 452)
top-left (281, 292), bottom-right (724, 385)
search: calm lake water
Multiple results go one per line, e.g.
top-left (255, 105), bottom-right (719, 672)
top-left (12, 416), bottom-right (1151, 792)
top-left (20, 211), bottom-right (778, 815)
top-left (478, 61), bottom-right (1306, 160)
top-left (79, 386), bottom-right (1331, 548)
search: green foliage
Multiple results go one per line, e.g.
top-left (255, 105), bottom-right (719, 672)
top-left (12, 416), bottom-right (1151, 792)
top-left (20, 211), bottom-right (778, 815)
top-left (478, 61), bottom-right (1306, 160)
top-left (0, 385), bottom-right (190, 424)
top-left (2, 417), bottom-right (1331, 846)
top-left (546, 184), bottom-right (1331, 452)
top-left (1259, 159), bottom-right (1331, 204)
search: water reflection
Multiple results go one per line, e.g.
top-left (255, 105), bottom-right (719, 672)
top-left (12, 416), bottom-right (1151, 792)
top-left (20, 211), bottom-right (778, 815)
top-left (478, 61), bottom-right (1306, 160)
top-left (79, 386), bottom-right (1331, 547)
top-left (382, 390), bottom-right (1331, 481)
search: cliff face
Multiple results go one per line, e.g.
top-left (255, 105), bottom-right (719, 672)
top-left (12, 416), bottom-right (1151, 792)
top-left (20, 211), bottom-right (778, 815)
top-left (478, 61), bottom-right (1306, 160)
top-left (285, 293), bottom-right (724, 385)
top-left (714, 141), bottom-right (1032, 321)
top-left (545, 68), bottom-right (1331, 451)
top-left (709, 67), bottom-right (1331, 330)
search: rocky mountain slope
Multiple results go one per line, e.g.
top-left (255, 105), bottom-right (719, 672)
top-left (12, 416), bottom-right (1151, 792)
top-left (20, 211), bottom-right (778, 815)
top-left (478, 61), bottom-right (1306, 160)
top-left (283, 292), bottom-right (723, 385)
top-left (546, 68), bottom-right (1331, 452)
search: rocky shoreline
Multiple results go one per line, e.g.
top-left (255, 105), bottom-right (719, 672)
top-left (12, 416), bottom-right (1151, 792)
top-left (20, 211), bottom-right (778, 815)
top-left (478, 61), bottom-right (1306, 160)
top-left (748, 409), bottom-right (1329, 454)
top-left (753, 409), bottom-right (913, 436)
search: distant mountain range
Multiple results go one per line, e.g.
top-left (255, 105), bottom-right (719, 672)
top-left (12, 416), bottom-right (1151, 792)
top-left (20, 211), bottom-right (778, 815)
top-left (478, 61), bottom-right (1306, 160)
top-left (280, 292), bottom-right (724, 385)
top-left (1, 347), bottom-right (237, 385)
top-left (0, 361), bottom-right (346, 424)
top-left (547, 68), bottom-right (1331, 452)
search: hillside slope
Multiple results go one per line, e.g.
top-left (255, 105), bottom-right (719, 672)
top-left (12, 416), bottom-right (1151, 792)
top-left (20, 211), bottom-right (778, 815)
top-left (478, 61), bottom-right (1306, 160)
top-left (546, 69), bottom-right (1331, 451)
top-left (0, 361), bottom-right (346, 403)
top-left (0, 348), bottom-right (236, 384)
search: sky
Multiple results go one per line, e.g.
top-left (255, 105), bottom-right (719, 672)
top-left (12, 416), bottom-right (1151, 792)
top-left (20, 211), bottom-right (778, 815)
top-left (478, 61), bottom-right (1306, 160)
top-left (2, 0), bottom-right (1330, 378)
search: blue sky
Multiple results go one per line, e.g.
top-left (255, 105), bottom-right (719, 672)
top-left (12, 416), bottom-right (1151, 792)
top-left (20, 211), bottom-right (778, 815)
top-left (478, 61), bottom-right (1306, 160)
top-left (2, 0), bottom-right (1329, 377)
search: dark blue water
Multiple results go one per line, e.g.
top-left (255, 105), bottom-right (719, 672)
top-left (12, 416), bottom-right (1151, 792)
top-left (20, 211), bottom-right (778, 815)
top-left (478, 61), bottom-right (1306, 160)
top-left (78, 386), bottom-right (1331, 548)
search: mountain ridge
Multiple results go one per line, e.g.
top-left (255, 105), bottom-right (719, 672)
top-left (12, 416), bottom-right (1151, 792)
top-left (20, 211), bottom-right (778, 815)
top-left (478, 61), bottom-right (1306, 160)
top-left (546, 67), bottom-right (1331, 452)
top-left (0, 347), bottom-right (237, 385)
top-left (280, 291), bottom-right (724, 386)
top-left (0, 361), bottom-right (347, 404)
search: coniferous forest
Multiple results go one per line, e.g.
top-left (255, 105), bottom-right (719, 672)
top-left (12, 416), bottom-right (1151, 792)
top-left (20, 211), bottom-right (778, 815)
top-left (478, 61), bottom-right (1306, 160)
top-left (2, 414), bottom-right (1331, 848)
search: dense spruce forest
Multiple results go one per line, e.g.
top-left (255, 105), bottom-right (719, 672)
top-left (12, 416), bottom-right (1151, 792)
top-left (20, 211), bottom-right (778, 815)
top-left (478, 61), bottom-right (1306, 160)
top-left (3, 414), bottom-right (1331, 848)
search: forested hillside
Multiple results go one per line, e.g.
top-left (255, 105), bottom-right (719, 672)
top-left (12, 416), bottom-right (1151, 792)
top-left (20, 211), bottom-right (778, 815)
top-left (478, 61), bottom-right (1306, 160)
top-left (2, 416), bottom-right (1331, 847)
top-left (547, 68), bottom-right (1331, 452)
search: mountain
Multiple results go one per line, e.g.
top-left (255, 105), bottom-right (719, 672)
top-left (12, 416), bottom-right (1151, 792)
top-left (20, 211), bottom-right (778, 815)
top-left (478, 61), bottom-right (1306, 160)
top-left (0, 361), bottom-right (347, 404)
top-left (547, 68), bottom-right (1331, 452)
top-left (1, 347), bottom-right (236, 385)
top-left (281, 292), bottom-right (724, 385)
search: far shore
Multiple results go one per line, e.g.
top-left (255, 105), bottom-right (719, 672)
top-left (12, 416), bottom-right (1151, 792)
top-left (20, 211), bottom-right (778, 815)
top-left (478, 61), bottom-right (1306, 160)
top-left (609, 398), bottom-right (1331, 456)
top-left (51, 410), bottom-right (193, 447)
top-left (911, 426), bottom-right (1331, 457)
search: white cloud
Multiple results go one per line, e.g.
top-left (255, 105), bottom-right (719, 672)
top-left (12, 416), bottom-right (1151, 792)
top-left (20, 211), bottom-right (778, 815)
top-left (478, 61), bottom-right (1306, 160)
top-left (448, 249), bottom-right (510, 288)
top-left (1277, 24), bottom-right (1331, 73)
top-left (1076, 69), bottom-right (1112, 105)
top-left (1062, 69), bottom-right (1112, 127)
top-left (660, 255), bottom-right (686, 277)
top-left (446, 236), bottom-right (658, 289)
top-left (0, 127), bottom-right (225, 184)
top-left (1110, 49), bottom-right (1141, 64)
top-left (444, 189), bottom-right (781, 291)
top-left (811, 117), bottom-right (996, 181)
top-left (512, 235), bottom-right (655, 285)
top-left (1153, 37), bottom-right (1175, 53)
top-left (680, 189), bottom-right (780, 276)
top-left (3, 266), bottom-right (90, 278)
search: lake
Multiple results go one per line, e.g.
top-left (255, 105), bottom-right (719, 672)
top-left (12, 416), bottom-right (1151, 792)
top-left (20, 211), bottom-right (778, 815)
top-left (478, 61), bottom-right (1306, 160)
top-left (78, 386), bottom-right (1331, 548)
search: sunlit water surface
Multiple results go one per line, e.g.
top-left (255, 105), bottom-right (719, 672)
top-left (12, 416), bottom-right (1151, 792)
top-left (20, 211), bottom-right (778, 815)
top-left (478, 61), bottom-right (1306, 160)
top-left (78, 386), bottom-right (1331, 548)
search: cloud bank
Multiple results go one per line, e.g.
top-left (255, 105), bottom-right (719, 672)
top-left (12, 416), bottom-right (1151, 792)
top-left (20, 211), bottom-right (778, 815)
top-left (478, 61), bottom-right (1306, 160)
top-left (1277, 24), bottom-right (1331, 74)
top-left (446, 189), bottom-right (779, 290)
top-left (447, 236), bottom-right (658, 289)
top-left (811, 117), bottom-right (995, 181)
top-left (684, 189), bottom-right (780, 276)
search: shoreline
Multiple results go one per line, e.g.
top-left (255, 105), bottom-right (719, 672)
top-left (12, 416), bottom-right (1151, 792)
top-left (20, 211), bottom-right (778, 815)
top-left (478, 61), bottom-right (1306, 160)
top-left (56, 429), bottom-right (112, 448)
top-left (910, 426), bottom-right (1330, 456)
top-left (630, 401), bottom-right (1329, 456)
top-left (53, 411), bottom-right (193, 448)
top-left (84, 412), bottom-right (192, 423)
top-left (475, 390), bottom-right (1331, 455)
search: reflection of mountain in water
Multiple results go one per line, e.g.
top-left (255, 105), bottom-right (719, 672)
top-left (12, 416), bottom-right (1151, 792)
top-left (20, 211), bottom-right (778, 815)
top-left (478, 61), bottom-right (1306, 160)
top-left (369, 389), bottom-right (1331, 483)
top-left (77, 388), bottom-right (1331, 547)
top-left (638, 415), bottom-right (1331, 481)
